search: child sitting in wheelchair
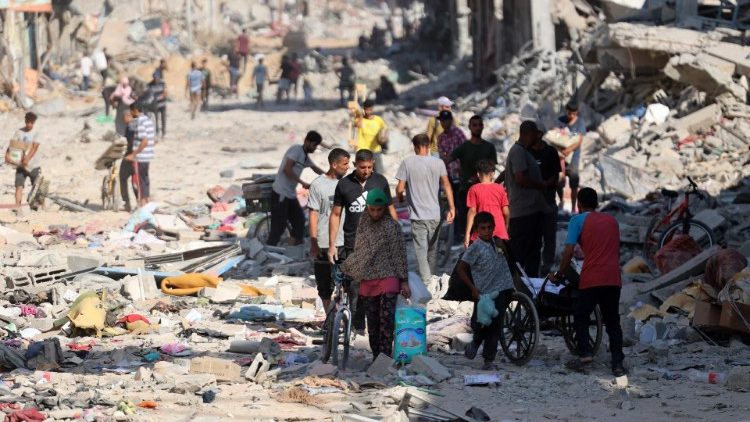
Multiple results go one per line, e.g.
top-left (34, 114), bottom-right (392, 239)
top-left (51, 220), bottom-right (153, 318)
top-left (456, 212), bottom-right (515, 370)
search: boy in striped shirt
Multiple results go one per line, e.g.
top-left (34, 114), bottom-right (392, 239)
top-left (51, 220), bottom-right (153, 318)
top-left (127, 103), bottom-right (155, 208)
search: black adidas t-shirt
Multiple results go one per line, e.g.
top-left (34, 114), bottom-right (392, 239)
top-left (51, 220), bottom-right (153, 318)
top-left (334, 172), bottom-right (392, 249)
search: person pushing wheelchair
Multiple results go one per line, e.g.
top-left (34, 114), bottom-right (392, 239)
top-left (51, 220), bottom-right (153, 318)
top-left (550, 187), bottom-right (626, 377)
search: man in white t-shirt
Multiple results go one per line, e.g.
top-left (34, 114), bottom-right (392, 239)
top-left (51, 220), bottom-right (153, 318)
top-left (396, 133), bottom-right (455, 281)
top-left (308, 148), bottom-right (350, 311)
top-left (5, 112), bottom-right (40, 207)
top-left (80, 54), bottom-right (93, 91)
top-left (268, 131), bottom-right (324, 246)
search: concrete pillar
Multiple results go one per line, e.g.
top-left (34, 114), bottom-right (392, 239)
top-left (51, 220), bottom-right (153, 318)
top-left (531, 0), bottom-right (555, 51)
top-left (454, 0), bottom-right (472, 58)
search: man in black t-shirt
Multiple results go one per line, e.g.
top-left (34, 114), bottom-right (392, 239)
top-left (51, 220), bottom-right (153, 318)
top-left (530, 126), bottom-right (562, 275)
top-left (328, 149), bottom-right (397, 333)
top-left (444, 115), bottom-right (497, 241)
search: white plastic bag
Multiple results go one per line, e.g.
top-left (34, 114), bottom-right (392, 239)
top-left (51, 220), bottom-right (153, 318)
top-left (407, 272), bottom-right (432, 305)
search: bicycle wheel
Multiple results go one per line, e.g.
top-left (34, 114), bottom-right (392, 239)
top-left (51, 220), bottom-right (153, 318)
top-left (320, 307), bottom-right (336, 363)
top-left (499, 292), bottom-right (539, 366)
top-left (559, 305), bottom-right (603, 356)
top-left (330, 309), bottom-right (351, 370)
top-left (253, 216), bottom-right (290, 244)
top-left (658, 219), bottom-right (715, 250)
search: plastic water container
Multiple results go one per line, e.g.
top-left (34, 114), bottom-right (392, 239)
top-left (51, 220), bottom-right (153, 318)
top-left (688, 369), bottom-right (726, 384)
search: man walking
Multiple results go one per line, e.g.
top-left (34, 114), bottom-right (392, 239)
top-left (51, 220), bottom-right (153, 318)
top-left (186, 62), bottom-right (204, 120)
top-left (268, 131), bottom-right (324, 246)
top-left (530, 125), bottom-right (562, 275)
top-left (356, 99), bottom-right (388, 174)
top-left (426, 96), bottom-right (456, 155)
top-left (504, 120), bottom-right (551, 277)
top-left (200, 59), bottom-right (212, 110)
top-left (445, 115), bottom-right (497, 239)
top-left (396, 134), bottom-right (455, 282)
top-left (126, 103), bottom-right (156, 208)
top-left (80, 53), bottom-right (93, 91)
top-left (309, 148), bottom-right (351, 312)
top-left (236, 29), bottom-right (250, 71)
top-left (557, 102), bottom-right (586, 212)
top-left (336, 58), bottom-right (355, 106)
top-left (252, 56), bottom-right (268, 108)
top-left (93, 48), bottom-right (108, 84)
top-left (329, 149), bottom-right (397, 334)
top-left (5, 112), bottom-right (40, 208)
top-left (148, 72), bottom-right (167, 138)
top-left (552, 188), bottom-right (625, 376)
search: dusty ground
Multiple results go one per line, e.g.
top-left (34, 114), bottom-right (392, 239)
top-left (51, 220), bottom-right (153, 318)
top-left (0, 74), bottom-right (748, 422)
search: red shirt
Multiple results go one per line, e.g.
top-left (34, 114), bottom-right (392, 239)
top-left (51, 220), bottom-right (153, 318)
top-left (565, 212), bottom-right (621, 289)
top-left (467, 183), bottom-right (510, 240)
top-left (237, 35), bottom-right (250, 55)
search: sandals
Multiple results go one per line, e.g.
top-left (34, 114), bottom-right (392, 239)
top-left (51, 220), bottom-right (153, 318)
top-left (565, 358), bottom-right (591, 372)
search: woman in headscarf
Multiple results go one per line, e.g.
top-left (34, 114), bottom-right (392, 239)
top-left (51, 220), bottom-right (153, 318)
top-left (341, 188), bottom-right (411, 360)
top-left (110, 76), bottom-right (135, 136)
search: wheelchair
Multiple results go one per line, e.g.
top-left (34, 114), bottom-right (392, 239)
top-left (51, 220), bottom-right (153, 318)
top-left (446, 254), bottom-right (603, 366)
top-left (502, 262), bottom-right (603, 365)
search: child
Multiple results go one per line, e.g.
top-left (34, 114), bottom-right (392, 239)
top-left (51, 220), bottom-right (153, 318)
top-left (464, 159), bottom-right (510, 248)
top-left (252, 56), bottom-right (268, 108)
top-left (5, 112), bottom-right (40, 208)
top-left (456, 212), bottom-right (515, 370)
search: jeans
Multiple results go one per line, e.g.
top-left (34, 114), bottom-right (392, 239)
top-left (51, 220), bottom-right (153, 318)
top-left (82, 75), bottom-right (90, 91)
top-left (540, 208), bottom-right (558, 275)
top-left (508, 212), bottom-right (544, 277)
top-left (411, 219), bottom-right (441, 281)
top-left (574, 286), bottom-right (624, 368)
top-left (119, 160), bottom-right (150, 204)
top-left (267, 191), bottom-right (305, 246)
top-left (153, 107), bottom-right (166, 136)
top-left (470, 289), bottom-right (512, 362)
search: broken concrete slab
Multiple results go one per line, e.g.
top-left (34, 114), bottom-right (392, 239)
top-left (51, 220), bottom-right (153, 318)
top-left (639, 245), bottom-right (720, 293)
top-left (693, 209), bottom-right (726, 232)
top-left (664, 54), bottom-right (747, 100)
top-left (367, 353), bottom-right (396, 379)
top-left (190, 356), bottom-right (241, 381)
top-left (307, 362), bottom-right (338, 377)
top-left (409, 355), bottom-right (452, 382)
top-left (707, 41), bottom-right (750, 77)
top-left (671, 103), bottom-right (721, 133)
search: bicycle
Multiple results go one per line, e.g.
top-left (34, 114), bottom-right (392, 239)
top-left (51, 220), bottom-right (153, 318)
top-left (642, 176), bottom-right (716, 263)
top-left (320, 264), bottom-right (352, 370)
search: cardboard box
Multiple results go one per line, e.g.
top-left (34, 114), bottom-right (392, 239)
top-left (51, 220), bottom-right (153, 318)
top-left (719, 301), bottom-right (750, 335)
top-left (6, 139), bottom-right (27, 166)
top-left (189, 356), bottom-right (241, 381)
top-left (692, 301), bottom-right (721, 328)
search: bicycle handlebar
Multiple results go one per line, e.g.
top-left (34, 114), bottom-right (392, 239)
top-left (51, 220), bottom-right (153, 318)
top-left (686, 176), bottom-right (704, 199)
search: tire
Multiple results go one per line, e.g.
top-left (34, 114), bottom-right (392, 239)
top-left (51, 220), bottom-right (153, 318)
top-left (560, 305), bottom-right (603, 356)
top-left (254, 216), bottom-right (289, 244)
top-left (320, 308), bottom-right (336, 363)
top-left (330, 309), bottom-right (351, 370)
top-left (658, 219), bottom-right (715, 251)
top-left (499, 292), bottom-right (540, 366)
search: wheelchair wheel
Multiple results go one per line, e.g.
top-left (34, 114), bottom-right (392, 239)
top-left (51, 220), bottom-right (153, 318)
top-left (499, 292), bottom-right (540, 365)
top-left (559, 305), bottom-right (603, 356)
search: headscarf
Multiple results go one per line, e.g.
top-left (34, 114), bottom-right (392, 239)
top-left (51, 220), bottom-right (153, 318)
top-left (113, 76), bottom-right (135, 105)
top-left (340, 211), bottom-right (407, 282)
